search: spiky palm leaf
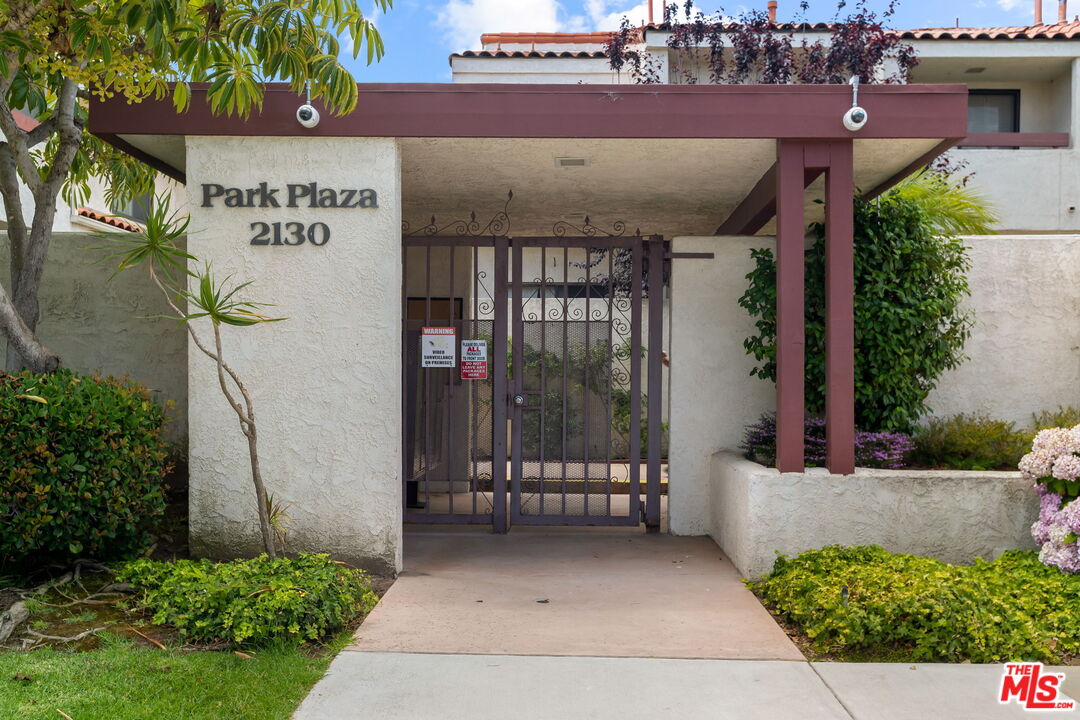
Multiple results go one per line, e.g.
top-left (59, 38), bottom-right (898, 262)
top-left (890, 170), bottom-right (999, 236)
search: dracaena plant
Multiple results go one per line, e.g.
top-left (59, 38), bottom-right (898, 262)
top-left (101, 194), bottom-right (284, 558)
top-left (0, 0), bottom-right (390, 373)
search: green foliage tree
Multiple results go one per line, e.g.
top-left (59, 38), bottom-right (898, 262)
top-left (0, 0), bottom-right (389, 372)
top-left (739, 171), bottom-right (995, 432)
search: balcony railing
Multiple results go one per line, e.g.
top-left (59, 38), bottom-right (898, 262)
top-left (958, 133), bottom-right (1071, 149)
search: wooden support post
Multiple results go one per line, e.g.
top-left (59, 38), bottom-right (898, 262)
top-left (825, 140), bottom-right (856, 475)
top-left (775, 140), bottom-right (806, 473)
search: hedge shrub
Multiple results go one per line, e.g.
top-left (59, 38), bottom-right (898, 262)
top-left (0, 370), bottom-right (169, 564)
top-left (740, 193), bottom-right (972, 433)
top-left (751, 546), bottom-right (1080, 663)
top-left (118, 554), bottom-right (378, 646)
top-left (910, 413), bottom-right (1029, 470)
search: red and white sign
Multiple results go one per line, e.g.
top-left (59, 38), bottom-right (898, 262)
top-left (461, 339), bottom-right (488, 380)
top-left (999, 663), bottom-right (1076, 711)
top-left (421, 327), bottom-right (456, 368)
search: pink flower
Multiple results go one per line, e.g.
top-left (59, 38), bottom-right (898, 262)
top-left (1054, 454), bottom-right (1080, 481)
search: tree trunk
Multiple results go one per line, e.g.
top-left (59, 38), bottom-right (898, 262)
top-left (0, 289), bottom-right (59, 372)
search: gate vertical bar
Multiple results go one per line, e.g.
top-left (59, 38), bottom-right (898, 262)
top-left (539, 247), bottom-right (547, 515)
top-left (446, 247), bottom-right (456, 514)
top-left (401, 244), bottom-right (410, 512)
top-left (628, 242), bottom-right (643, 522)
top-left (492, 237), bottom-right (509, 533)
top-left (583, 251), bottom-right (591, 516)
top-left (645, 237), bottom-right (664, 530)
top-left (471, 244), bottom-right (480, 515)
top-left (423, 246), bottom-right (433, 510)
top-left (510, 240), bottom-right (524, 521)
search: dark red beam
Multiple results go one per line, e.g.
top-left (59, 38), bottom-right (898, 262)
top-left (89, 82), bottom-right (969, 141)
top-left (959, 132), bottom-right (1070, 148)
top-left (715, 164), bottom-right (824, 235)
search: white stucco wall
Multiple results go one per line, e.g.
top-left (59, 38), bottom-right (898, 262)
top-left (667, 233), bottom-right (1080, 536)
top-left (667, 236), bottom-right (775, 535)
top-left (709, 452), bottom-right (1039, 580)
top-left (927, 235), bottom-right (1080, 426)
top-left (184, 136), bottom-right (403, 574)
top-left (0, 232), bottom-right (188, 440)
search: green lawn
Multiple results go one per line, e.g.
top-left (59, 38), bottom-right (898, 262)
top-left (0, 632), bottom-right (348, 720)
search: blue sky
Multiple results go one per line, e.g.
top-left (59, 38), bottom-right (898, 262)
top-left (344, 0), bottom-right (1058, 82)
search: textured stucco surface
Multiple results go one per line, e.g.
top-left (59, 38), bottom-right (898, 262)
top-left (0, 232), bottom-right (187, 441)
top-left (709, 452), bottom-right (1039, 580)
top-left (184, 136), bottom-right (402, 574)
top-left (667, 236), bottom-right (775, 535)
top-left (927, 234), bottom-right (1080, 427)
top-left (668, 233), bottom-right (1080, 535)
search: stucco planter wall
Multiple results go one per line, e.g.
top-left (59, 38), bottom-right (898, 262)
top-left (709, 451), bottom-right (1040, 580)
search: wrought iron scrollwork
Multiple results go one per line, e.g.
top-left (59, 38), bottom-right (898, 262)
top-left (553, 216), bottom-right (634, 239)
top-left (402, 190), bottom-right (513, 237)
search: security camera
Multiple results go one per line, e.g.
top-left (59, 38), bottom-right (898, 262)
top-left (843, 106), bottom-right (868, 132)
top-left (296, 104), bottom-right (320, 129)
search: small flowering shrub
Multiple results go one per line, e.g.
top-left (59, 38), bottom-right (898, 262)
top-left (741, 412), bottom-right (913, 469)
top-left (1022, 425), bottom-right (1080, 573)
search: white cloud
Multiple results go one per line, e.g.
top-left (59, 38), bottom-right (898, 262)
top-left (996, 0), bottom-right (1028, 10)
top-left (438, 0), bottom-right (568, 50)
top-left (586, 0), bottom-right (654, 30)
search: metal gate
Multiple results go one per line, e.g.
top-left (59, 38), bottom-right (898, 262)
top-left (402, 234), bottom-right (664, 532)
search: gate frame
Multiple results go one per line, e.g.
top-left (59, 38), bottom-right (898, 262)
top-left (401, 234), bottom-right (665, 533)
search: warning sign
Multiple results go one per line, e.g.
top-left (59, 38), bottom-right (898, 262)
top-left (461, 340), bottom-right (488, 380)
top-left (421, 327), bottom-right (456, 368)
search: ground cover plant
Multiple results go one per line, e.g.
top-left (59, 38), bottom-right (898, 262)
top-left (751, 545), bottom-right (1080, 663)
top-left (117, 554), bottom-right (378, 646)
top-left (0, 553), bottom-right (383, 719)
top-left (0, 370), bottom-right (170, 565)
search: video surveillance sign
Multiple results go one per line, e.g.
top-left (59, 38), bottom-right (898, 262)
top-left (421, 327), bottom-right (456, 368)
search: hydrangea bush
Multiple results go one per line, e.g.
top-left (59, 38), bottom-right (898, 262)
top-left (1022, 425), bottom-right (1080, 573)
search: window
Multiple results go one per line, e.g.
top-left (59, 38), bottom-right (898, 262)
top-left (967, 90), bottom-right (1020, 134)
top-left (110, 190), bottom-right (153, 224)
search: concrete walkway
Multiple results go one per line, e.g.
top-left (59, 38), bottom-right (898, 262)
top-left (294, 530), bottom-right (1080, 719)
top-left (349, 530), bottom-right (800, 659)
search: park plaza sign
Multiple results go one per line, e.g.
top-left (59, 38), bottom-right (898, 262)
top-left (200, 182), bottom-right (378, 246)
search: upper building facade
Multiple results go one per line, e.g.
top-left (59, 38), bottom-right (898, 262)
top-left (451, 10), bottom-right (1080, 235)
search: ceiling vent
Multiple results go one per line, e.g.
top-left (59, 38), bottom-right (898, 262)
top-left (555, 157), bottom-right (588, 168)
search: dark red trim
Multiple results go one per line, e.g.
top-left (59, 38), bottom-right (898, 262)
top-left (89, 82), bottom-right (969, 141)
top-left (959, 132), bottom-right (1070, 148)
top-left (96, 133), bottom-right (186, 184)
top-left (824, 140), bottom-right (855, 475)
